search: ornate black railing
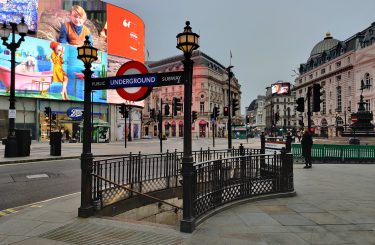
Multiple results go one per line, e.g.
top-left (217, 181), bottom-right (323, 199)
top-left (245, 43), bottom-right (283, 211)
top-left (92, 147), bottom-right (261, 208)
top-left (193, 151), bottom-right (294, 218)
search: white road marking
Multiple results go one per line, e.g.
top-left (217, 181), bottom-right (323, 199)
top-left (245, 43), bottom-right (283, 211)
top-left (26, 174), bottom-right (49, 179)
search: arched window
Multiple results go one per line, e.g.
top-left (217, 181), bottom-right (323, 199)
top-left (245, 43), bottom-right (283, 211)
top-left (364, 73), bottom-right (372, 88)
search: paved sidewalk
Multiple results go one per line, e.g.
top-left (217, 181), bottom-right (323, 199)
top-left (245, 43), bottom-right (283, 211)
top-left (1, 164), bottom-right (375, 244)
top-left (0, 138), bottom-right (259, 165)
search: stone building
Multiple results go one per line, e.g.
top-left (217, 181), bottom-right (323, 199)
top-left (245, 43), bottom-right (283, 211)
top-left (294, 22), bottom-right (375, 137)
top-left (142, 51), bottom-right (242, 139)
top-left (246, 95), bottom-right (266, 133)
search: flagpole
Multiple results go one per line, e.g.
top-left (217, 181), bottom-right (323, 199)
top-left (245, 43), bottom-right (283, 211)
top-left (230, 50), bottom-right (232, 66)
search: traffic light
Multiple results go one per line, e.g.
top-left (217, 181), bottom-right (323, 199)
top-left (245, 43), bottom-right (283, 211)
top-left (232, 99), bottom-right (239, 116)
top-left (192, 111), bottom-right (198, 121)
top-left (223, 106), bottom-right (229, 116)
top-left (164, 104), bottom-right (170, 116)
top-left (296, 97), bottom-right (304, 112)
top-left (313, 83), bottom-right (323, 112)
top-left (44, 106), bottom-right (51, 117)
top-left (213, 106), bottom-right (220, 119)
top-left (52, 113), bottom-right (57, 121)
top-left (150, 108), bottom-right (156, 120)
top-left (119, 103), bottom-right (126, 118)
top-left (246, 115), bottom-right (250, 124)
top-left (172, 97), bottom-right (182, 116)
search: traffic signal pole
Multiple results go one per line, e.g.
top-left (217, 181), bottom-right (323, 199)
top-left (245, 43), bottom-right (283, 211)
top-left (307, 87), bottom-right (312, 131)
top-left (159, 98), bottom-right (163, 153)
top-left (227, 66), bottom-right (233, 149)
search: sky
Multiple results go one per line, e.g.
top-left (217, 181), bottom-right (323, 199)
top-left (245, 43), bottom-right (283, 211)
top-left (106, 0), bottom-right (375, 113)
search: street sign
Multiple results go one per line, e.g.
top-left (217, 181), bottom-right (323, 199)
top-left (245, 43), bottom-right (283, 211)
top-left (8, 109), bottom-right (16, 119)
top-left (91, 71), bottom-right (185, 90)
top-left (114, 61), bottom-right (151, 102)
top-left (351, 115), bottom-right (358, 122)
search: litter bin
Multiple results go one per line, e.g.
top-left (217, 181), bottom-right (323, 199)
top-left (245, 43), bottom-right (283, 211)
top-left (50, 132), bottom-right (62, 156)
top-left (349, 138), bottom-right (360, 145)
top-left (15, 129), bottom-right (31, 157)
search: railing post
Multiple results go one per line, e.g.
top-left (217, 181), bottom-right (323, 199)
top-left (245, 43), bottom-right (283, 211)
top-left (200, 147), bottom-right (202, 162)
top-left (280, 147), bottom-right (290, 192)
top-left (166, 149), bottom-right (170, 189)
top-left (138, 151), bottom-right (142, 193)
top-left (129, 152), bottom-right (133, 197)
top-left (208, 147), bottom-right (211, 161)
top-left (260, 132), bottom-right (265, 154)
top-left (239, 144), bottom-right (246, 196)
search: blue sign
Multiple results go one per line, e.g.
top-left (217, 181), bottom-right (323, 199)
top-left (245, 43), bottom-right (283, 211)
top-left (67, 107), bottom-right (84, 120)
top-left (91, 71), bottom-right (185, 90)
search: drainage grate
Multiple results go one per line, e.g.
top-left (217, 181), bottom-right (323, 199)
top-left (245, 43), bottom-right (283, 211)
top-left (39, 221), bottom-right (185, 245)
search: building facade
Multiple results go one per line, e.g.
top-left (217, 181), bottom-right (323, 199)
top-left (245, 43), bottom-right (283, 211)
top-left (294, 22), bottom-right (375, 137)
top-left (142, 51), bottom-right (242, 139)
top-left (264, 85), bottom-right (296, 135)
top-left (246, 95), bottom-right (266, 133)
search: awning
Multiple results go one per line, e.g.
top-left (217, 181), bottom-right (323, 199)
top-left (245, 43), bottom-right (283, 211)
top-left (179, 121), bottom-right (183, 125)
top-left (199, 120), bottom-right (207, 125)
top-left (171, 120), bottom-right (176, 125)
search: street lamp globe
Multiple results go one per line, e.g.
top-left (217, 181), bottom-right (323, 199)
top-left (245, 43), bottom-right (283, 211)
top-left (0, 23), bottom-right (11, 39)
top-left (17, 17), bottom-right (28, 36)
top-left (176, 21), bottom-right (199, 55)
top-left (77, 36), bottom-right (98, 65)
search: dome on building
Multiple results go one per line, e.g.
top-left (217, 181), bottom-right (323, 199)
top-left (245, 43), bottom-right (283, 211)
top-left (310, 32), bottom-right (340, 58)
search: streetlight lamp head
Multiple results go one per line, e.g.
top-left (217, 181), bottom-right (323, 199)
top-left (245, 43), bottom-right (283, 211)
top-left (77, 35), bottom-right (98, 65)
top-left (0, 22), bottom-right (11, 40)
top-left (176, 21), bottom-right (199, 55)
top-left (17, 17), bottom-right (28, 36)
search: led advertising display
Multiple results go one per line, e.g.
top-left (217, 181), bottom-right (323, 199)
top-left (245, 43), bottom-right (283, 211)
top-left (37, 0), bottom-right (107, 52)
top-left (271, 82), bottom-right (290, 95)
top-left (0, 0), bottom-right (38, 33)
top-left (107, 4), bottom-right (145, 63)
top-left (0, 35), bottom-right (108, 102)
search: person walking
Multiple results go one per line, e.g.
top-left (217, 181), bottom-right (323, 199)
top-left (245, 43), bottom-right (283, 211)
top-left (301, 128), bottom-right (313, 168)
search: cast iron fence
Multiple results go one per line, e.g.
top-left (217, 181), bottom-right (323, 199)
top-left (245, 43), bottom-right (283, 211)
top-left (92, 147), bottom-right (262, 208)
top-left (292, 143), bottom-right (375, 162)
top-left (193, 151), bottom-right (294, 218)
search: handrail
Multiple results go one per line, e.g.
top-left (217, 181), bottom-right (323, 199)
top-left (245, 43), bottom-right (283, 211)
top-left (92, 174), bottom-right (183, 211)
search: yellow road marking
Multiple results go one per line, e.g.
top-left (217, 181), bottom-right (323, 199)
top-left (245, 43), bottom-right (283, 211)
top-left (0, 211), bottom-right (7, 216)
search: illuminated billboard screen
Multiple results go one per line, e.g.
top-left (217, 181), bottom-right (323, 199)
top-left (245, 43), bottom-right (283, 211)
top-left (107, 4), bottom-right (145, 63)
top-left (37, 0), bottom-right (107, 52)
top-left (0, 0), bottom-right (38, 33)
top-left (0, 35), bottom-right (107, 102)
top-left (271, 82), bottom-right (290, 95)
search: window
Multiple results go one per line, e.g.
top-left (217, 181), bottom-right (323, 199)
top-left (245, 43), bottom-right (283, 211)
top-left (200, 102), bottom-right (204, 113)
top-left (336, 61), bottom-right (341, 68)
top-left (364, 73), bottom-right (372, 88)
top-left (321, 68), bottom-right (325, 75)
top-left (365, 100), bottom-right (371, 112)
top-left (336, 75), bottom-right (341, 82)
top-left (337, 86), bottom-right (342, 112)
top-left (309, 74), bottom-right (313, 80)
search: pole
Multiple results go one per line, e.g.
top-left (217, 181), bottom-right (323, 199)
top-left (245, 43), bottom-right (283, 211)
top-left (160, 98), bottom-right (163, 153)
top-left (227, 66), bottom-right (233, 149)
top-left (78, 63), bottom-right (94, 217)
top-left (124, 108), bottom-right (127, 148)
top-left (49, 110), bottom-right (52, 138)
top-left (212, 121), bottom-right (215, 148)
top-left (128, 107), bottom-right (132, 142)
top-left (4, 23), bottom-right (19, 157)
top-left (307, 87), bottom-right (312, 131)
top-left (180, 52), bottom-right (195, 232)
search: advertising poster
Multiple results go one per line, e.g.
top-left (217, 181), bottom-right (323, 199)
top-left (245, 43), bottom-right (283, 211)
top-left (0, 0), bottom-right (38, 33)
top-left (107, 4), bottom-right (144, 63)
top-left (271, 82), bottom-right (290, 95)
top-left (0, 35), bottom-right (108, 102)
top-left (37, 0), bottom-right (107, 52)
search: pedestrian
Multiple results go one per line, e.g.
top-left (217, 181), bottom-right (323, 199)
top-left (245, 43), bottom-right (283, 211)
top-left (301, 128), bottom-right (313, 168)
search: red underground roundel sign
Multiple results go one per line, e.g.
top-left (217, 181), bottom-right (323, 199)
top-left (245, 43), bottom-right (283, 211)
top-left (115, 61), bottom-right (153, 101)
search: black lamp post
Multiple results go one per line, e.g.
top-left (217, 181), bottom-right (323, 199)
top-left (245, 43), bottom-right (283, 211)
top-left (0, 18), bottom-right (28, 157)
top-left (227, 65), bottom-right (234, 148)
top-left (77, 36), bottom-right (98, 218)
top-left (176, 21), bottom-right (199, 233)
